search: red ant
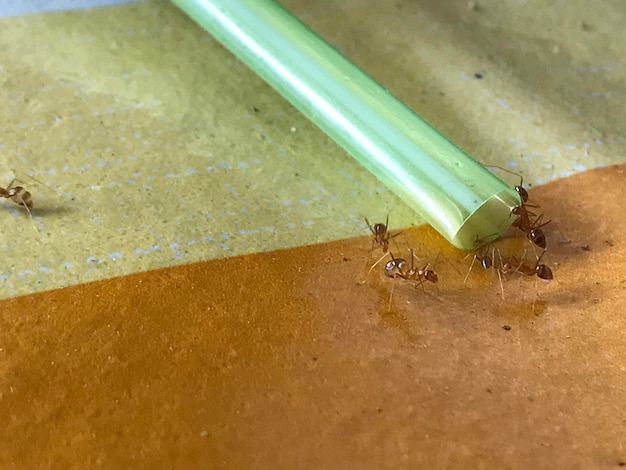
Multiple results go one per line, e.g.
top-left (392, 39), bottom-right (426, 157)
top-left (362, 215), bottom-right (401, 281)
top-left (487, 165), bottom-right (550, 249)
top-left (381, 251), bottom-right (438, 313)
top-left (1, 179), bottom-right (34, 217)
top-left (365, 215), bottom-right (400, 254)
top-left (383, 249), bottom-right (438, 290)
top-left (511, 206), bottom-right (551, 249)
top-left (502, 250), bottom-right (553, 280)
top-left (464, 237), bottom-right (505, 297)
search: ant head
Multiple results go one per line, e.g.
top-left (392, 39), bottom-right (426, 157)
top-left (373, 222), bottom-right (386, 235)
top-left (530, 228), bottom-right (546, 249)
top-left (515, 185), bottom-right (529, 203)
top-left (384, 258), bottom-right (405, 278)
top-left (19, 189), bottom-right (33, 208)
top-left (536, 264), bottom-right (553, 280)
top-left (7, 186), bottom-right (33, 208)
top-left (501, 260), bottom-right (513, 273)
top-left (479, 255), bottom-right (492, 269)
top-left (424, 269), bottom-right (438, 284)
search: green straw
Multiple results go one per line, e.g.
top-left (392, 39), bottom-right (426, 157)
top-left (172, 0), bottom-right (521, 250)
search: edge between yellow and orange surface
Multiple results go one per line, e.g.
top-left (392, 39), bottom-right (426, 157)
top-left (1, 0), bottom-right (624, 298)
top-left (2, 165), bottom-right (626, 468)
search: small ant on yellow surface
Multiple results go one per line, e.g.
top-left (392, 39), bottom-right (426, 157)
top-left (1, 179), bottom-right (34, 216)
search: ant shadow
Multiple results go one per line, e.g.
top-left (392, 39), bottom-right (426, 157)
top-left (28, 203), bottom-right (76, 218)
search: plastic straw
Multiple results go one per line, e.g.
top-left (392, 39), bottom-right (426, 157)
top-left (172, 0), bottom-right (521, 250)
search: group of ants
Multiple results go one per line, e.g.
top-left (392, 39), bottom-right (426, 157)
top-left (362, 171), bottom-right (554, 297)
top-left (1, 171), bottom-right (553, 296)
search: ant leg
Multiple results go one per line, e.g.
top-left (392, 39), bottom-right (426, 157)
top-left (463, 241), bottom-right (491, 284)
top-left (414, 276), bottom-right (427, 294)
top-left (364, 216), bottom-right (375, 236)
top-left (387, 283), bottom-right (395, 313)
top-left (361, 251), bottom-right (391, 284)
top-left (531, 212), bottom-right (548, 229)
top-left (464, 254), bottom-right (477, 284)
top-left (493, 245), bottom-right (505, 299)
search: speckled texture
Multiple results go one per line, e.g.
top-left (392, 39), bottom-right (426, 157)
top-left (1, 165), bottom-right (625, 468)
top-left (0, 0), bottom-right (625, 298)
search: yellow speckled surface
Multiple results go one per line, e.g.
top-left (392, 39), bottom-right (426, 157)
top-left (0, 0), bottom-right (624, 297)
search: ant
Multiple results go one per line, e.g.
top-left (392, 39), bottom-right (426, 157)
top-left (502, 250), bottom-right (553, 280)
top-left (487, 165), bottom-right (550, 249)
top-left (380, 253), bottom-right (436, 313)
top-left (512, 208), bottom-right (551, 249)
top-left (362, 215), bottom-right (401, 281)
top-left (1, 179), bottom-right (34, 217)
top-left (465, 241), bottom-right (495, 278)
top-left (383, 249), bottom-right (438, 290)
top-left (365, 215), bottom-right (400, 254)
top-left (464, 237), bottom-right (506, 297)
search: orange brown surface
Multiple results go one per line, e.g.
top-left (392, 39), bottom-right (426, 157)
top-left (1, 165), bottom-right (625, 468)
